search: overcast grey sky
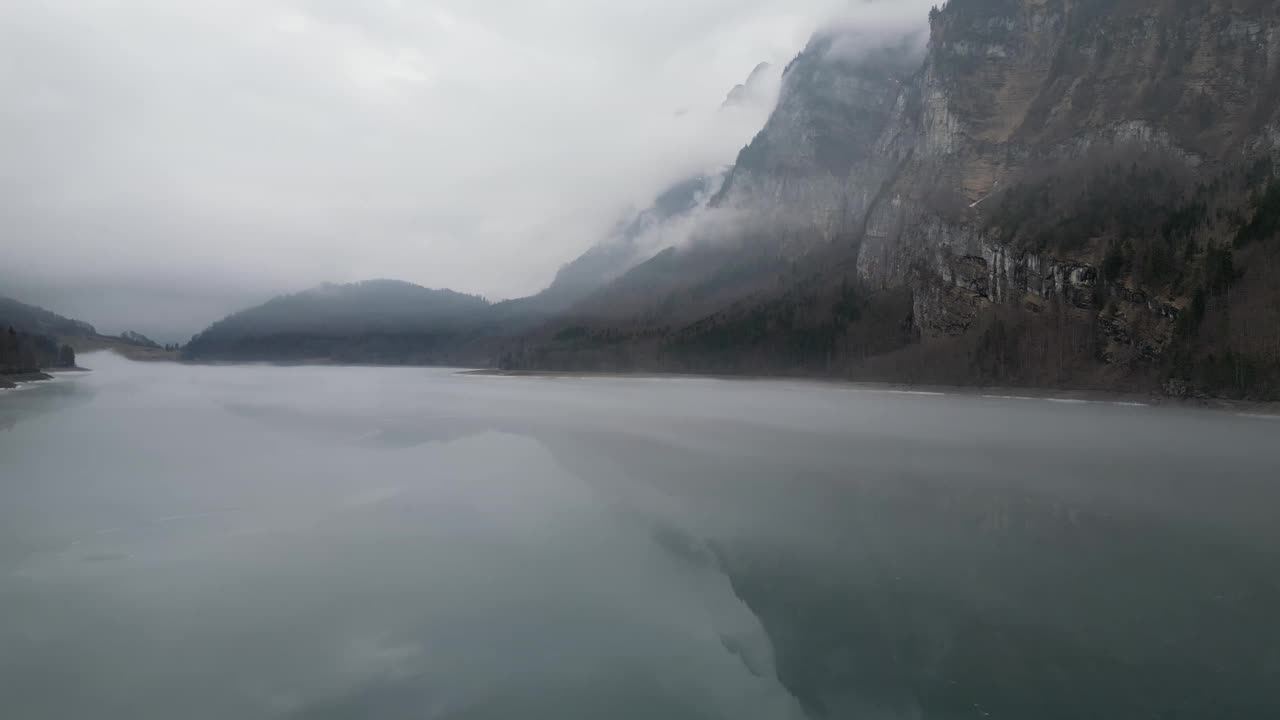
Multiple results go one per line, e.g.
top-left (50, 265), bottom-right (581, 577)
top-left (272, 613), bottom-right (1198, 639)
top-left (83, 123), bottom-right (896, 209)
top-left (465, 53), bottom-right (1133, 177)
top-left (0, 0), bottom-right (932, 341)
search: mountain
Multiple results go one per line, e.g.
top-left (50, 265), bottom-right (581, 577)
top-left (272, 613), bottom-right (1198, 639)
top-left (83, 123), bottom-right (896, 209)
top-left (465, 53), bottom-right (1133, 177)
top-left (0, 294), bottom-right (184, 370)
top-left (538, 174), bottom-right (724, 308)
top-left (0, 295), bottom-right (97, 338)
top-left (182, 280), bottom-right (491, 363)
top-left (532, 62), bottom-right (782, 311)
top-left (183, 3), bottom-right (1280, 399)
top-left (855, 0), bottom-right (1280, 397)
top-left (714, 31), bottom-right (924, 226)
top-left (721, 61), bottom-right (776, 108)
top-left (503, 0), bottom-right (1280, 399)
top-left (0, 295), bottom-right (89, 376)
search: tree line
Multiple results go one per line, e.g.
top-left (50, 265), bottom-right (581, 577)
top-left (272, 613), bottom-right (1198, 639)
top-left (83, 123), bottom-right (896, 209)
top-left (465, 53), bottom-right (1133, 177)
top-left (0, 326), bottom-right (75, 373)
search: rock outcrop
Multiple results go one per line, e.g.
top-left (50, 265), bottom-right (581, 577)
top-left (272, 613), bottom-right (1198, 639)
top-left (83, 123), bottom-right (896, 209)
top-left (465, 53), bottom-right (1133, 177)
top-left (657, 0), bottom-right (1280, 395)
top-left (859, 0), bottom-right (1277, 325)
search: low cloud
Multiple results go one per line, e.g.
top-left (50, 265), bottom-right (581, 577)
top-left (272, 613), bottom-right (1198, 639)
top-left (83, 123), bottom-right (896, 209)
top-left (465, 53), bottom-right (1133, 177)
top-left (0, 0), bottom-right (935, 340)
top-left (821, 0), bottom-right (936, 62)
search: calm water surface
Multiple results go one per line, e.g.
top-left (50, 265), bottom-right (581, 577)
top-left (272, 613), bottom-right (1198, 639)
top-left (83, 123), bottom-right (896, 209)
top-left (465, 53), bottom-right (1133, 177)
top-left (2, 353), bottom-right (1279, 719)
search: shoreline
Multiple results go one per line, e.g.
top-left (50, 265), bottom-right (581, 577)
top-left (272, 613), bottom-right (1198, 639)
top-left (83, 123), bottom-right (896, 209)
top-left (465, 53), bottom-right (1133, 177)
top-left (0, 371), bottom-right (55, 391)
top-left (39, 352), bottom-right (1276, 416)
top-left (0, 366), bottom-right (89, 391)
top-left (460, 369), bottom-right (1280, 417)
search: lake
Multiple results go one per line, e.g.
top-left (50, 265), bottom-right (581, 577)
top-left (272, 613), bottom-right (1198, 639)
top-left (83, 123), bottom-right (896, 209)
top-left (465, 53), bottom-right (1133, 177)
top-left (2, 352), bottom-right (1279, 719)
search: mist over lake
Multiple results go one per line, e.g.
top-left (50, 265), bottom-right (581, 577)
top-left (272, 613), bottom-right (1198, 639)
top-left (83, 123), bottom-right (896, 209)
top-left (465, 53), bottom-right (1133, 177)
top-left (2, 353), bottom-right (1278, 719)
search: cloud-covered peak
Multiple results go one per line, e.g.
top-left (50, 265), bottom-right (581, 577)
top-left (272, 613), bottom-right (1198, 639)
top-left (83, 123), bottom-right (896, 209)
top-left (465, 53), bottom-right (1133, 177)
top-left (723, 61), bottom-right (779, 108)
top-left (0, 0), bottom-right (934, 340)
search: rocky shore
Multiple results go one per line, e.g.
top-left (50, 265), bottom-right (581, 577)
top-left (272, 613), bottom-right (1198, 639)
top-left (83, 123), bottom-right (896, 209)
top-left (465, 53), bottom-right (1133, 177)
top-left (0, 370), bottom-right (55, 390)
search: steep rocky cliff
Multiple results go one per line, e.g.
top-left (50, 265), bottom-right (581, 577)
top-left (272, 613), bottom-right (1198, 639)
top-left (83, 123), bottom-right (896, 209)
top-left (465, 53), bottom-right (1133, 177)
top-left (539, 173), bottom-right (724, 309)
top-left (714, 31), bottom-right (925, 245)
top-left (536, 61), bottom-right (784, 311)
top-left (856, 0), bottom-right (1280, 394)
top-left (507, 0), bottom-right (1280, 398)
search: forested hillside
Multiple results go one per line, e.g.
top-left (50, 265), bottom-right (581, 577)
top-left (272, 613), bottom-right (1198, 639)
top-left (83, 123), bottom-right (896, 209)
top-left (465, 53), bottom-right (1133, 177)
top-left (0, 296), bottom-right (84, 379)
top-left (182, 280), bottom-right (492, 364)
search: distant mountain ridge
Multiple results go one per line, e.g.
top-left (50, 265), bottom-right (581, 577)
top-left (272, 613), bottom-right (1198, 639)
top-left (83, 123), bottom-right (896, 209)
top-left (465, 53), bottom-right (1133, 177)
top-left (182, 280), bottom-right (491, 363)
top-left (1, 294), bottom-right (185, 371)
top-left (722, 61), bottom-right (775, 108)
top-left (539, 173), bottom-right (724, 307)
top-left (0, 295), bottom-right (97, 337)
top-left (0, 295), bottom-right (88, 376)
top-left (534, 61), bottom-right (781, 308)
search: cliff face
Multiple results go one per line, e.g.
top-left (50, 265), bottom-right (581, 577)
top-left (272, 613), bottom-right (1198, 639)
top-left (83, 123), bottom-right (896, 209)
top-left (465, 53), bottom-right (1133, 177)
top-left (863, 0), bottom-right (1280, 284)
top-left (686, 0), bottom-right (1274, 392)
top-left (588, 1), bottom-right (1274, 391)
top-left (846, 0), bottom-right (1280, 393)
top-left (502, 1), bottom-right (1280, 396)
top-left (715, 32), bottom-right (924, 246)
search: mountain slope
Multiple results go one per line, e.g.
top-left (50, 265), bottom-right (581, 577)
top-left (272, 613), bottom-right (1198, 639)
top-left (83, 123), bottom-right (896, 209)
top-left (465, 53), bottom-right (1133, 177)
top-left (0, 296), bottom-right (90, 375)
top-left (183, 280), bottom-right (491, 363)
top-left (851, 0), bottom-right (1280, 396)
top-left (532, 62), bottom-right (783, 311)
top-left (504, 0), bottom-right (1280, 398)
top-left (0, 295), bottom-right (97, 337)
top-left (0, 294), bottom-right (183, 366)
top-left (176, 3), bottom-right (1280, 397)
top-left (722, 61), bottom-right (775, 108)
top-left (537, 173), bottom-right (724, 309)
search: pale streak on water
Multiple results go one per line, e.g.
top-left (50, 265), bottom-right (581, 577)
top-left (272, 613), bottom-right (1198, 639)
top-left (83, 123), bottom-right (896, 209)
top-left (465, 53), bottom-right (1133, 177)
top-left (2, 353), bottom-right (1279, 719)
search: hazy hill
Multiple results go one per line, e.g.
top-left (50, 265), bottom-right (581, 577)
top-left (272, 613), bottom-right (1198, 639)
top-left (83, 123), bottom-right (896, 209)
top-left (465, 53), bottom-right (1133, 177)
top-left (183, 280), bottom-right (491, 363)
top-left (0, 294), bottom-right (184, 370)
top-left (538, 174), bottom-right (724, 310)
top-left (533, 62), bottom-right (781, 311)
top-left (0, 295), bottom-right (97, 338)
top-left (0, 295), bottom-right (89, 376)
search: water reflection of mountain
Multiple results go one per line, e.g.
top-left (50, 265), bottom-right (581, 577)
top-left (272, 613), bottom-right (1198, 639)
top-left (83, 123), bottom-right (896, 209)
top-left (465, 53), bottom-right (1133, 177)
top-left (531, 423), bottom-right (1280, 719)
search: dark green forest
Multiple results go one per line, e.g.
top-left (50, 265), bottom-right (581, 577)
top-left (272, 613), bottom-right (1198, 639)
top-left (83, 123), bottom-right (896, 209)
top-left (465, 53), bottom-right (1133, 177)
top-left (0, 296), bottom-right (84, 376)
top-left (0, 326), bottom-right (75, 374)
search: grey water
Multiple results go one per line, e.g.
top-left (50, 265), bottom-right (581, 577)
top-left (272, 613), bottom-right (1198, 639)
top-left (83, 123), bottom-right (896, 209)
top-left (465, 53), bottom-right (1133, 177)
top-left (1, 353), bottom-right (1279, 719)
